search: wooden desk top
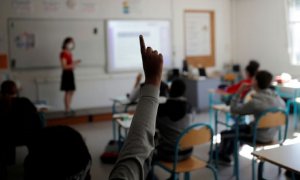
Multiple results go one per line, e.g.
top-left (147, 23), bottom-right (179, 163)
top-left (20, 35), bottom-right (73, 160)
top-left (111, 96), bottom-right (167, 105)
top-left (252, 144), bottom-right (300, 174)
top-left (213, 104), bottom-right (230, 112)
top-left (116, 119), bottom-right (132, 129)
top-left (272, 81), bottom-right (300, 89)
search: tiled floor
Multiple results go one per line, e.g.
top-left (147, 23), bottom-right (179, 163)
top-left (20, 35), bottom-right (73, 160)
top-left (8, 111), bottom-right (295, 180)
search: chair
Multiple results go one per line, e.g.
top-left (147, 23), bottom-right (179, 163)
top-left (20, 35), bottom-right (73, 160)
top-left (154, 123), bottom-right (218, 180)
top-left (275, 86), bottom-right (300, 129)
top-left (245, 108), bottom-right (288, 180)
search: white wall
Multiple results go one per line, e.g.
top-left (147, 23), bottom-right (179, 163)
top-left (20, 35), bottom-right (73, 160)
top-left (0, 0), bottom-right (232, 111)
top-left (232, 0), bottom-right (299, 77)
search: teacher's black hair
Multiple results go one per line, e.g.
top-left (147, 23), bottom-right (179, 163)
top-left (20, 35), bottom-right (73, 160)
top-left (62, 37), bottom-right (73, 50)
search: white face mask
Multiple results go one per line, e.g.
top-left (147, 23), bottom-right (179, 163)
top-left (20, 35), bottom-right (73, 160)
top-left (67, 43), bottom-right (75, 51)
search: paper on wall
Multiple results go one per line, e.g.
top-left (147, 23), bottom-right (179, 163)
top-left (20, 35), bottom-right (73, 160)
top-left (185, 12), bottom-right (211, 56)
top-left (11, 0), bottom-right (33, 14)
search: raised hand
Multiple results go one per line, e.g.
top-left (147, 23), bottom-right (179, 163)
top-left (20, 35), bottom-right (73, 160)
top-left (139, 35), bottom-right (163, 86)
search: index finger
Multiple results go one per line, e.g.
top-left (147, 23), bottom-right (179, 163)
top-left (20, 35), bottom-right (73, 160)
top-left (139, 35), bottom-right (146, 54)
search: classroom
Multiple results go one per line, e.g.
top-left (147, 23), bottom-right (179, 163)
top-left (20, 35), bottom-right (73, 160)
top-left (0, 0), bottom-right (299, 179)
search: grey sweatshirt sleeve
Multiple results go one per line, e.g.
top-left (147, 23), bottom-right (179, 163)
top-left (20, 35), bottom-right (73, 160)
top-left (230, 94), bottom-right (256, 115)
top-left (109, 84), bottom-right (159, 180)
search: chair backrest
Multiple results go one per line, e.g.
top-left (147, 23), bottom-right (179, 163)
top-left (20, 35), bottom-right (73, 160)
top-left (252, 108), bottom-right (288, 147)
top-left (179, 125), bottom-right (212, 150)
top-left (172, 123), bottom-right (214, 171)
top-left (257, 111), bottom-right (286, 128)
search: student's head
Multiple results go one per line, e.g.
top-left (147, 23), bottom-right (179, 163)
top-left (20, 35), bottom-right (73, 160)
top-left (1, 80), bottom-right (17, 97)
top-left (62, 37), bottom-right (75, 51)
top-left (253, 70), bottom-right (273, 90)
top-left (160, 81), bottom-right (169, 97)
top-left (169, 79), bottom-right (186, 98)
top-left (24, 126), bottom-right (91, 180)
top-left (245, 60), bottom-right (260, 78)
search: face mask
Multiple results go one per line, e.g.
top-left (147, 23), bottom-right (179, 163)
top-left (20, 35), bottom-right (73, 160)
top-left (67, 43), bottom-right (75, 51)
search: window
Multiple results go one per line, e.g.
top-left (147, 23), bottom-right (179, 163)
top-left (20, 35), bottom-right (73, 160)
top-left (289, 0), bottom-right (300, 65)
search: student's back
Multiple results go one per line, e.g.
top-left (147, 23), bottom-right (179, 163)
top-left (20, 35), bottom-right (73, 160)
top-left (0, 80), bottom-right (42, 179)
top-left (24, 126), bottom-right (91, 180)
top-left (230, 71), bottom-right (286, 143)
top-left (0, 96), bottom-right (41, 145)
top-left (156, 79), bottom-right (192, 161)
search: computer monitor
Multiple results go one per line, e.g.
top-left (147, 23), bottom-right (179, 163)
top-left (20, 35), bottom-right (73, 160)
top-left (198, 68), bottom-right (207, 77)
top-left (182, 60), bottom-right (188, 72)
top-left (232, 64), bottom-right (240, 73)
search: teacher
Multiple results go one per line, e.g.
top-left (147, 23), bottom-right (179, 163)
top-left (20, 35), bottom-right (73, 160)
top-left (60, 37), bottom-right (80, 114)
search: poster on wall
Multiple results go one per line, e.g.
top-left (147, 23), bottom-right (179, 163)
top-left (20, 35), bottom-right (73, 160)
top-left (122, 0), bottom-right (143, 14)
top-left (14, 32), bottom-right (35, 50)
top-left (185, 12), bottom-right (211, 56)
top-left (11, 0), bottom-right (33, 14)
top-left (184, 10), bottom-right (215, 67)
top-left (0, 54), bottom-right (9, 70)
top-left (66, 0), bottom-right (78, 10)
top-left (79, 0), bottom-right (98, 13)
top-left (42, 0), bottom-right (62, 12)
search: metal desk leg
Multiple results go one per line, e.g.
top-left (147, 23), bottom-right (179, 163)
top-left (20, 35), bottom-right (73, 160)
top-left (118, 124), bottom-right (122, 151)
top-left (209, 93), bottom-right (214, 127)
top-left (258, 161), bottom-right (265, 180)
top-left (234, 121), bottom-right (240, 180)
top-left (112, 101), bottom-right (117, 140)
top-left (214, 109), bottom-right (219, 169)
top-left (214, 110), bottom-right (218, 135)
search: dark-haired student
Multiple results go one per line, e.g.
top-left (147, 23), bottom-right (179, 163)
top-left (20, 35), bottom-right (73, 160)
top-left (156, 78), bottom-right (192, 162)
top-left (109, 35), bottom-right (163, 180)
top-left (215, 70), bottom-right (285, 165)
top-left (221, 60), bottom-right (260, 98)
top-left (127, 73), bottom-right (169, 104)
top-left (24, 126), bottom-right (91, 180)
top-left (0, 80), bottom-right (42, 180)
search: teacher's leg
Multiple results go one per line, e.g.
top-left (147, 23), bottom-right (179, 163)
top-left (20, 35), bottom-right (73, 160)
top-left (64, 91), bottom-right (69, 112)
top-left (68, 91), bottom-right (75, 112)
top-left (64, 91), bottom-right (74, 112)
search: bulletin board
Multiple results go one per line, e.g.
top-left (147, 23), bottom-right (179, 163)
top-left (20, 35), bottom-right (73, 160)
top-left (184, 10), bottom-right (215, 67)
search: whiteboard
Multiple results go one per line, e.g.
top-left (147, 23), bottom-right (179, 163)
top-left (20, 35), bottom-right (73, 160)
top-left (106, 20), bottom-right (172, 73)
top-left (8, 19), bottom-right (105, 69)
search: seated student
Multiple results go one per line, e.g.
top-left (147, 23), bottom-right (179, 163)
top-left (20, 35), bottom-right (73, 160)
top-left (156, 78), bottom-right (192, 162)
top-left (24, 126), bottom-right (92, 180)
top-left (127, 73), bottom-right (143, 103)
top-left (0, 80), bottom-right (42, 179)
top-left (220, 60), bottom-right (260, 98)
top-left (127, 73), bottom-right (169, 103)
top-left (109, 35), bottom-right (163, 180)
top-left (215, 70), bottom-right (285, 165)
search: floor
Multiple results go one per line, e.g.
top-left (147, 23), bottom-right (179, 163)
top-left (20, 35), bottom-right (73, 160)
top-left (8, 111), bottom-right (297, 180)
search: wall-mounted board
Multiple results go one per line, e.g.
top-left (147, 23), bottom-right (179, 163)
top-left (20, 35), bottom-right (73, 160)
top-left (106, 20), bottom-right (172, 73)
top-left (184, 10), bottom-right (215, 67)
top-left (8, 19), bottom-right (105, 69)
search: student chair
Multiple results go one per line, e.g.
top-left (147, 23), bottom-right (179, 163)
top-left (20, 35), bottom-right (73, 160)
top-left (286, 90), bottom-right (300, 130)
top-left (244, 108), bottom-right (288, 180)
top-left (154, 123), bottom-right (218, 180)
top-left (275, 86), bottom-right (300, 129)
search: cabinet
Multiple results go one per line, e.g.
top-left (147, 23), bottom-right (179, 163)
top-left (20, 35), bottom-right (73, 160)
top-left (184, 78), bottom-right (220, 111)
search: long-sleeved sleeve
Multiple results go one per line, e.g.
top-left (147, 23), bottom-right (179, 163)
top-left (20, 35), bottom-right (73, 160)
top-left (109, 84), bottom-right (159, 180)
top-left (230, 94), bottom-right (256, 115)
